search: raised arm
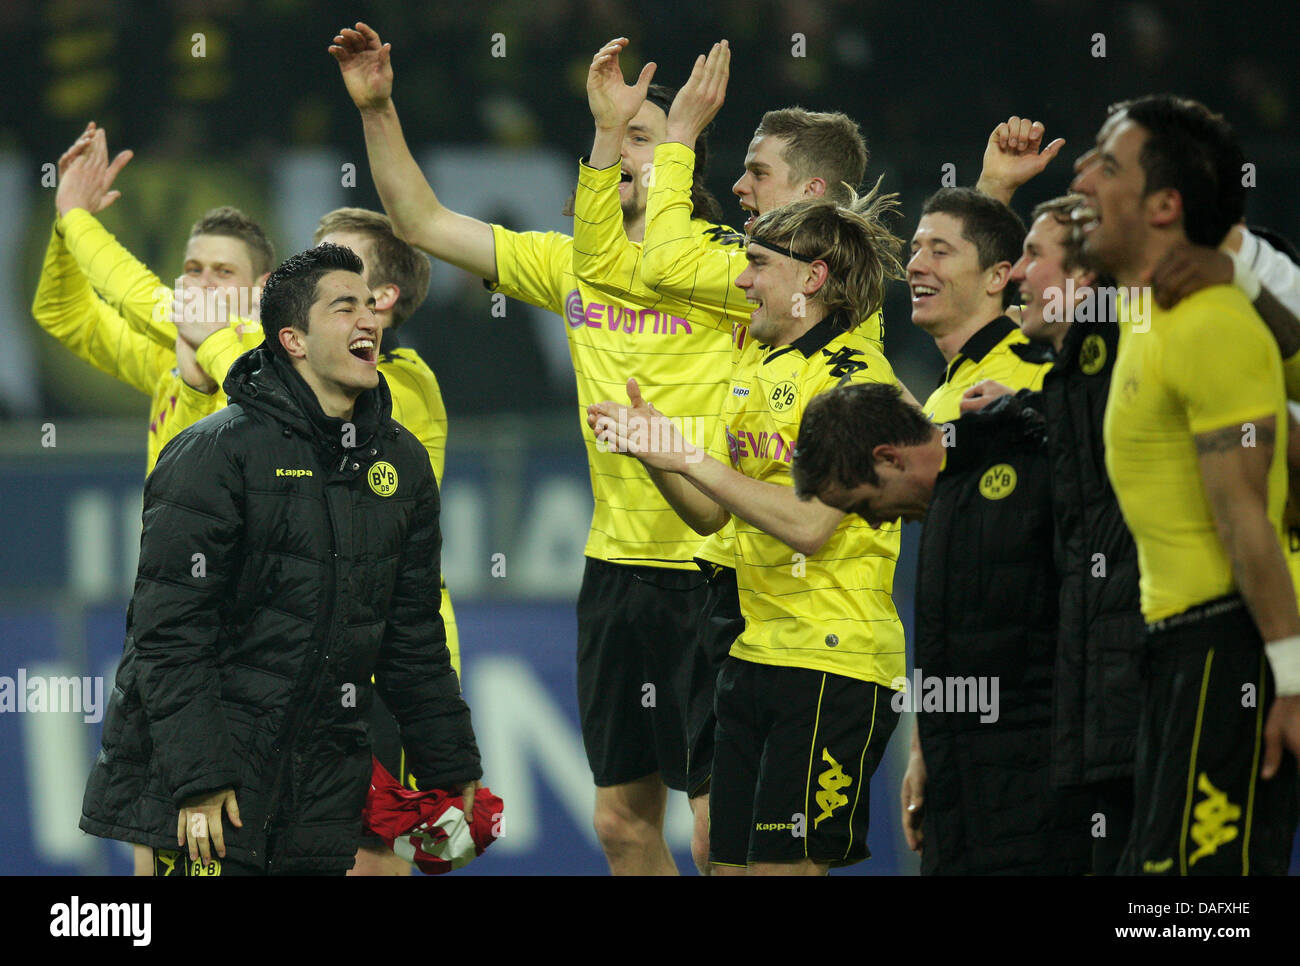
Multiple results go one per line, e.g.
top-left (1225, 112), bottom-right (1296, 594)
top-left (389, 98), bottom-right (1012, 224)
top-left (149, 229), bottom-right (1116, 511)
top-left (641, 42), bottom-right (752, 321)
top-left (974, 116), bottom-right (1065, 206)
top-left (572, 38), bottom-right (658, 287)
top-left (330, 22), bottom-right (498, 282)
top-left (32, 218), bottom-right (172, 397)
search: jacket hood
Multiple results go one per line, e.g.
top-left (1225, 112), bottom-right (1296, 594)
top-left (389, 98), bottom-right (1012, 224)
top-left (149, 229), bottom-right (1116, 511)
top-left (224, 344), bottom-right (392, 454)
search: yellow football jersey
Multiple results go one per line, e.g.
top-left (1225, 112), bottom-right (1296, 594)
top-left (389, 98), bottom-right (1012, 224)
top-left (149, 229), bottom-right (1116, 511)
top-left (1104, 286), bottom-right (1289, 621)
top-left (488, 159), bottom-right (737, 568)
top-left (31, 217), bottom-right (252, 473)
top-left (643, 141), bottom-right (885, 345)
top-left (722, 315), bottom-right (906, 686)
top-left (922, 316), bottom-right (1052, 423)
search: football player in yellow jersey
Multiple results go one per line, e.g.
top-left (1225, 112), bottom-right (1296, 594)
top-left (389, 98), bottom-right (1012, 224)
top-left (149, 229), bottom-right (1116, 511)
top-left (33, 125), bottom-right (272, 876)
top-left (586, 41), bottom-right (921, 870)
top-left (1071, 94), bottom-right (1300, 874)
top-left (332, 24), bottom-right (737, 874)
top-left (591, 192), bottom-right (907, 874)
top-left (909, 187), bottom-right (1052, 423)
top-left (33, 125), bottom-right (271, 474)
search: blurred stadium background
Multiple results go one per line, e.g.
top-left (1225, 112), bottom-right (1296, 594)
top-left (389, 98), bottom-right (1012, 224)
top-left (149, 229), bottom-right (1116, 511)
top-left (1, 0), bottom-right (1297, 874)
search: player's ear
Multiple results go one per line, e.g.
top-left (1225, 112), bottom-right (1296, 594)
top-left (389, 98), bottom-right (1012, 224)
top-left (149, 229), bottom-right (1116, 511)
top-left (805, 176), bottom-right (828, 199)
top-left (1147, 187), bottom-right (1182, 230)
top-left (985, 260), bottom-right (1013, 299)
top-left (279, 325), bottom-right (307, 360)
top-left (804, 259), bottom-right (830, 296)
top-left (372, 282), bottom-right (400, 314)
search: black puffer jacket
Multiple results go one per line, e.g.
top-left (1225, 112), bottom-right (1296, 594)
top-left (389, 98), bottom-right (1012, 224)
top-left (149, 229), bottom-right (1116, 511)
top-left (914, 398), bottom-right (1089, 875)
top-left (81, 346), bottom-right (480, 874)
top-left (1022, 318), bottom-right (1143, 788)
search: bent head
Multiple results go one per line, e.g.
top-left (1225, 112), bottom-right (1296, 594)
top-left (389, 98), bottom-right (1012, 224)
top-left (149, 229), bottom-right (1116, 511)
top-left (792, 382), bottom-right (939, 528)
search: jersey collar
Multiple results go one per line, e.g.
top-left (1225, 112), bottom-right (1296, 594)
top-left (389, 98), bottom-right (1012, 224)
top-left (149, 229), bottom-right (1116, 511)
top-left (763, 311), bottom-right (850, 365)
top-left (935, 315), bottom-right (1017, 389)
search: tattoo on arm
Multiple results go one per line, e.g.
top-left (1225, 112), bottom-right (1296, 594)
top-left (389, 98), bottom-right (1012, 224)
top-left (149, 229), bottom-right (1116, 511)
top-left (1194, 423), bottom-right (1274, 455)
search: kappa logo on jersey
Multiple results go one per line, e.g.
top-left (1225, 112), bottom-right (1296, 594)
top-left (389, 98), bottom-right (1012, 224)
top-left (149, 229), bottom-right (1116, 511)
top-left (368, 461), bottom-right (399, 497)
top-left (979, 464), bottom-right (1017, 500)
top-left (564, 290), bottom-right (692, 335)
top-left (814, 748), bottom-right (852, 828)
top-left (732, 385), bottom-right (750, 398)
top-left (702, 224), bottom-right (747, 248)
top-left (275, 468), bottom-right (313, 478)
top-left (1188, 772), bottom-right (1241, 866)
top-left (821, 345), bottom-right (868, 379)
top-left (1079, 334), bottom-right (1107, 376)
top-left (769, 380), bottom-right (796, 412)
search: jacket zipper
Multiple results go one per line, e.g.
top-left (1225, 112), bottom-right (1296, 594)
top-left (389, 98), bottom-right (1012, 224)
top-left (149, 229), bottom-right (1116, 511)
top-left (262, 449), bottom-right (342, 873)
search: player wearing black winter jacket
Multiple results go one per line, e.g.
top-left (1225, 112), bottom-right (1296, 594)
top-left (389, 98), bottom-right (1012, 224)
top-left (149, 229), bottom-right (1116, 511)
top-left (912, 396), bottom-right (1092, 875)
top-left (1010, 316), bottom-right (1144, 874)
top-left (81, 247), bottom-right (480, 875)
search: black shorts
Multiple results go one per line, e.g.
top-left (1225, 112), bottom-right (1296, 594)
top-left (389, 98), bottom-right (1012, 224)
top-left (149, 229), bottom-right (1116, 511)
top-left (685, 564), bottom-right (745, 798)
top-left (1121, 595), bottom-right (1299, 875)
top-left (709, 657), bottom-right (899, 868)
top-left (576, 557), bottom-right (712, 792)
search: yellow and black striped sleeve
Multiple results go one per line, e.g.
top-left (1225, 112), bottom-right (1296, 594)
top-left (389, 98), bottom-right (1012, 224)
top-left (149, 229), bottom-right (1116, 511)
top-left (642, 141), bottom-right (752, 324)
top-left (32, 220), bottom-right (173, 397)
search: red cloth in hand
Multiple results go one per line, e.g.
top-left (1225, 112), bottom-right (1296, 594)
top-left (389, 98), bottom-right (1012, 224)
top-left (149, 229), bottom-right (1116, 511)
top-left (362, 757), bottom-right (503, 874)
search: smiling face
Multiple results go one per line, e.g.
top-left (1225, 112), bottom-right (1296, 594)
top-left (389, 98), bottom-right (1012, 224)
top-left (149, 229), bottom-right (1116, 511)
top-left (617, 100), bottom-right (669, 220)
top-left (182, 234), bottom-right (259, 317)
top-left (1070, 113), bottom-right (1150, 281)
top-left (907, 212), bottom-right (995, 337)
top-left (286, 270), bottom-right (380, 410)
top-left (1010, 214), bottom-right (1092, 345)
top-left (734, 241), bottom-right (821, 345)
top-left (732, 134), bottom-right (808, 232)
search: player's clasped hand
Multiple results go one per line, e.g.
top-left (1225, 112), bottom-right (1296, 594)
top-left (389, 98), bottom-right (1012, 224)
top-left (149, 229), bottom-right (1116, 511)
top-left (588, 378), bottom-right (694, 472)
top-left (177, 787), bottom-right (242, 867)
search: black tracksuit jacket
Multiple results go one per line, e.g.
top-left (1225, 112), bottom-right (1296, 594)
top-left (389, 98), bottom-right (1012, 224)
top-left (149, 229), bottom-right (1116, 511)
top-left (81, 346), bottom-right (480, 874)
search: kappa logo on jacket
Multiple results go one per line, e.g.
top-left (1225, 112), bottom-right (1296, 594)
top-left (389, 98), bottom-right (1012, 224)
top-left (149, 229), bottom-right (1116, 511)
top-left (275, 468), bottom-right (313, 478)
